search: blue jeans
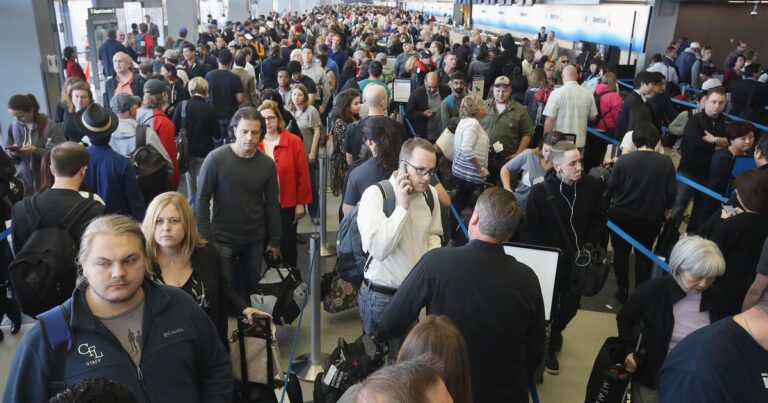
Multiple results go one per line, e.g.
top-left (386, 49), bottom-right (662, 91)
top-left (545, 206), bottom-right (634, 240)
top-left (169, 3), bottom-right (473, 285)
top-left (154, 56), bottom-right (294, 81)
top-left (217, 241), bottom-right (264, 302)
top-left (358, 284), bottom-right (394, 336)
top-left (218, 118), bottom-right (231, 145)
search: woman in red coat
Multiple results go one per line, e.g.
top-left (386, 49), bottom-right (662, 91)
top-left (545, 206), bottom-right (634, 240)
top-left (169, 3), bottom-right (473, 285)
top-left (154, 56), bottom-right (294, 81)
top-left (257, 101), bottom-right (312, 267)
top-left (63, 47), bottom-right (86, 80)
top-left (582, 72), bottom-right (624, 172)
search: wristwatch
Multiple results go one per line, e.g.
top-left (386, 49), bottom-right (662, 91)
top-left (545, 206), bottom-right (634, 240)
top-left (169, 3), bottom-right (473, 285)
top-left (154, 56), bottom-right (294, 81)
top-left (711, 137), bottom-right (717, 144)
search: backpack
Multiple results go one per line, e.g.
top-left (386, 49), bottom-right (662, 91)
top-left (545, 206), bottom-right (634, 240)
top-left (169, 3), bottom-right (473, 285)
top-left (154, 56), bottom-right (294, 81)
top-left (8, 196), bottom-right (96, 317)
top-left (37, 305), bottom-right (73, 399)
top-left (501, 57), bottom-right (522, 80)
top-left (129, 124), bottom-right (170, 206)
top-left (176, 101), bottom-right (190, 174)
top-left (335, 180), bottom-right (434, 287)
top-left (249, 261), bottom-right (307, 326)
top-left (313, 334), bottom-right (384, 402)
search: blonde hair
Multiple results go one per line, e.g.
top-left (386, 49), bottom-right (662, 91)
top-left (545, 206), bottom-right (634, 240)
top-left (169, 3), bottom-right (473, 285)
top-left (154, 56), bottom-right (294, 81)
top-left (258, 100), bottom-right (286, 131)
top-left (188, 77), bottom-right (208, 96)
top-left (286, 83), bottom-right (309, 111)
top-left (601, 72), bottom-right (619, 93)
top-left (404, 55), bottom-right (418, 75)
top-left (459, 95), bottom-right (485, 118)
top-left (77, 215), bottom-right (148, 289)
top-left (142, 192), bottom-right (207, 266)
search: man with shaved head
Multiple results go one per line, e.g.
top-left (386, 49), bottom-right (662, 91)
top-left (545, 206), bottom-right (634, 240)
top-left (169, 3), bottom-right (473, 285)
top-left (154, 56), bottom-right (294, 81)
top-left (405, 71), bottom-right (450, 142)
top-left (344, 84), bottom-right (408, 168)
top-left (543, 64), bottom-right (598, 148)
top-left (103, 51), bottom-right (147, 106)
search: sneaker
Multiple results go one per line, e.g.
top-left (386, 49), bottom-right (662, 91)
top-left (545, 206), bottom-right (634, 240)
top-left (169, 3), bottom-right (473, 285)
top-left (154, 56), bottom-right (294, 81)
top-left (545, 353), bottom-right (560, 375)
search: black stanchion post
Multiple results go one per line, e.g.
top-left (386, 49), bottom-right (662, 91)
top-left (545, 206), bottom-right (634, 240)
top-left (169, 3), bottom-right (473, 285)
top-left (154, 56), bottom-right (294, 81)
top-left (292, 234), bottom-right (328, 381)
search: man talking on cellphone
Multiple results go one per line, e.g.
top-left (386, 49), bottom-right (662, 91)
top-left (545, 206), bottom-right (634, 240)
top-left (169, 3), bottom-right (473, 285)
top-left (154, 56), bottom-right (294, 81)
top-left (356, 138), bottom-right (443, 340)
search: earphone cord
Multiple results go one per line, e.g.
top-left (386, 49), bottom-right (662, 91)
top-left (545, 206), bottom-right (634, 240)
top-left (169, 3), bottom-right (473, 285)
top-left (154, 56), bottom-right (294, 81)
top-left (559, 179), bottom-right (591, 267)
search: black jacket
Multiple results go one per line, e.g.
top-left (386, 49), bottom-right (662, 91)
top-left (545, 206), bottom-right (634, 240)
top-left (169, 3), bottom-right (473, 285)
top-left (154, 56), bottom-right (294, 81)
top-left (376, 240), bottom-right (545, 403)
top-left (678, 111), bottom-right (729, 178)
top-left (260, 55), bottom-right (285, 90)
top-left (521, 169), bottom-right (607, 284)
top-left (701, 212), bottom-right (768, 315)
top-left (404, 85), bottom-right (450, 139)
top-left (485, 50), bottom-right (522, 94)
top-left (729, 78), bottom-right (768, 118)
top-left (617, 274), bottom-right (727, 389)
top-left (613, 91), bottom-right (651, 140)
top-left (152, 244), bottom-right (248, 348)
top-left (172, 96), bottom-right (219, 158)
top-left (103, 73), bottom-right (147, 106)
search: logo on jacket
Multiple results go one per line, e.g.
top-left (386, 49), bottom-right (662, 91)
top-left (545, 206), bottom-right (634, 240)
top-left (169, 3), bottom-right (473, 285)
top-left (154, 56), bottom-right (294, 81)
top-left (762, 373), bottom-right (768, 389)
top-left (78, 343), bottom-right (103, 366)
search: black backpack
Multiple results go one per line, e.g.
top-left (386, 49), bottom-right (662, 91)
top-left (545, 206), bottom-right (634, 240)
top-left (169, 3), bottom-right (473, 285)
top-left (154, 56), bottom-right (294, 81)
top-left (8, 196), bottom-right (96, 317)
top-left (176, 101), bottom-right (190, 174)
top-left (313, 334), bottom-right (384, 402)
top-left (129, 124), bottom-right (170, 205)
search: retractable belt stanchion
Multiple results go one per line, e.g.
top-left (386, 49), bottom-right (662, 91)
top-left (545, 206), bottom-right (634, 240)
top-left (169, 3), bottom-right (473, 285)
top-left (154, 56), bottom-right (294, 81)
top-left (292, 234), bottom-right (328, 381)
top-left (318, 146), bottom-right (336, 256)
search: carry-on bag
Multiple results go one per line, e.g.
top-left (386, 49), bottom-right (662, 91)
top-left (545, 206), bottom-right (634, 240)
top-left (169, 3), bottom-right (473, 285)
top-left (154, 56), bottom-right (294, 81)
top-left (250, 261), bottom-right (308, 325)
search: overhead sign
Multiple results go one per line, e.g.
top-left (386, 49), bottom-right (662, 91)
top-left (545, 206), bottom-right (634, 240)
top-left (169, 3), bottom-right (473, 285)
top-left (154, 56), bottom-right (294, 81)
top-left (88, 7), bottom-right (116, 16)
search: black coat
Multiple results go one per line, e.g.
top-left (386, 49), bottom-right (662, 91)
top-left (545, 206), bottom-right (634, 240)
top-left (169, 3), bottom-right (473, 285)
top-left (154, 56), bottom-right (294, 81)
top-left (404, 85), bottom-right (450, 138)
top-left (617, 274), bottom-right (727, 389)
top-left (729, 78), bottom-right (768, 118)
top-left (172, 96), bottom-right (219, 158)
top-left (152, 243), bottom-right (248, 348)
top-left (376, 240), bottom-right (545, 403)
top-left (103, 73), bottom-right (147, 107)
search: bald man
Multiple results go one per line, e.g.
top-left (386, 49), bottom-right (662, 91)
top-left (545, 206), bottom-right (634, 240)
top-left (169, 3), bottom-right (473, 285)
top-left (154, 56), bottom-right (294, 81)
top-left (543, 65), bottom-right (598, 148)
top-left (406, 72), bottom-right (451, 141)
top-left (344, 84), bottom-right (408, 168)
top-left (103, 52), bottom-right (147, 107)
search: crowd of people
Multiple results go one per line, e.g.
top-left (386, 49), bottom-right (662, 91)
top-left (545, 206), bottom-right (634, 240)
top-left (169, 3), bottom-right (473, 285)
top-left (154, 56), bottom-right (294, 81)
top-left (1, 3), bottom-right (768, 403)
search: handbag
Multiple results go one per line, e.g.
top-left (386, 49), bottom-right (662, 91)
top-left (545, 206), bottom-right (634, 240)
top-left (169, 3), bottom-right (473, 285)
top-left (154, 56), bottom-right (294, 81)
top-left (250, 262), bottom-right (308, 326)
top-left (583, 337), bottom-right (631, 403)
top-left (321, 272), bottom-right (358, 313)
top-left (570, 243), bottom-right (611, 297)
top-left (542, 185), bottom-right (610, 297)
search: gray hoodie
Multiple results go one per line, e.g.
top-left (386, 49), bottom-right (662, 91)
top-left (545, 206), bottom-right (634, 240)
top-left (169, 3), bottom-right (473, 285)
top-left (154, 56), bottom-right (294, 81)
top-left (110, 118), bottom-right (172, 169)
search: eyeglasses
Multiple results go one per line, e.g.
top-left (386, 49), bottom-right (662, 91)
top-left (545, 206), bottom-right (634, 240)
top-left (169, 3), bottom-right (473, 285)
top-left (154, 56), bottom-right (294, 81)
top-left (263, 115), bottom-right (278, 121)
top-left (560, 60), bottom-right (570, 64)
top-left (403, 160), bottom-right (435, 177)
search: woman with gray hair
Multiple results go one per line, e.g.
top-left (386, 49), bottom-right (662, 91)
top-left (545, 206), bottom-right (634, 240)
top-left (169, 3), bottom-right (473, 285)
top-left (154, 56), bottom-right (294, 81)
top-left (452, 94), bottom-right (489, 216)
top-left (615, 236), bottom-right (728, 403)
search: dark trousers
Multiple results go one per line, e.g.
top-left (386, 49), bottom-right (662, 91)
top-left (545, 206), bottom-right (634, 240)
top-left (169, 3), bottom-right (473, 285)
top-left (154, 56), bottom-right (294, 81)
top-left (487, 153), bottom-right (507, 186)
top-left (308, 160), bottom-right (320, 220)
top-left (279, 207), bottom-right (298, 267)
top-left (550, 280), bottom-right (581, 348)
top-left (609, 211), bottom-right (663, 290)
top-left (218, 241), bottom-right (264, 301)
top-left (217, 118), bottom-right (231, 146)
top-left (453, 176), bottom-right (484, 214)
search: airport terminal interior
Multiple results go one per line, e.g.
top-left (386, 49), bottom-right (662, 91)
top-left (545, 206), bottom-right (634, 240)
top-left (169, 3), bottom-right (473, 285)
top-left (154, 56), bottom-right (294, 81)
top-left (1, 0), bottom-right (768, 402)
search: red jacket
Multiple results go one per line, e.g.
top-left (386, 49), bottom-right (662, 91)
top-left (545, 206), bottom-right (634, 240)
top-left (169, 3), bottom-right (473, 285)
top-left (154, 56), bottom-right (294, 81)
top-left (594, 83), bottom-right (623, 133)
top-left (142, 108), bottom-right (179, 189)
top-left (65, 59), bottom-right (86, 80)
top-left (257, 129), bottom-right (312, 208)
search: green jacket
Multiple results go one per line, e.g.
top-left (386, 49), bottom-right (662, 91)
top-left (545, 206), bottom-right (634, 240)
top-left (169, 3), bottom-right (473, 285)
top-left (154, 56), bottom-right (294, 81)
top-left (480, 99), bottom-right (534, 158)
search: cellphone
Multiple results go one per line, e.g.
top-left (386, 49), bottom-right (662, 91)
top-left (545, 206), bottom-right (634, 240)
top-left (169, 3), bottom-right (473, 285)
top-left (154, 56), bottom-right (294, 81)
top-left (722, 204), bottom-right (735, 215)
top-left (399, 161), bottom-right (407, 175)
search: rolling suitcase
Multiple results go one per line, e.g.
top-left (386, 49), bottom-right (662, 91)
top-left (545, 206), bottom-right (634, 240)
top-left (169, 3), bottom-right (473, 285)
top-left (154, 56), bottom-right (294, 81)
top-left (229, 316), bottom-right (302, 403)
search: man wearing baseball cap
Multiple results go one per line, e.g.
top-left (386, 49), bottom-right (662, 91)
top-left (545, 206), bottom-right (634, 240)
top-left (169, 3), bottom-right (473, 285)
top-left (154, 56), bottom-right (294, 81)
top-left (481, 75), bottom-right (534, 185)
top-left (78, 101), bottom-right (146, 219)
top-left (172, 27), bottom-right (193, 51)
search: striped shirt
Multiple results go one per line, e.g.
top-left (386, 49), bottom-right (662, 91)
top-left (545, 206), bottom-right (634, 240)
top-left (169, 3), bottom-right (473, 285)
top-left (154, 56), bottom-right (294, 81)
top-left (452, 117), bottom-right (490, 184)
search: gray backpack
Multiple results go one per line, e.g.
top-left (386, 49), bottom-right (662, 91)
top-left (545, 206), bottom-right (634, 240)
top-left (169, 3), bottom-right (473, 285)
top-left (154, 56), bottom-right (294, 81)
top-left (335, 180), bottom-right (434, 286)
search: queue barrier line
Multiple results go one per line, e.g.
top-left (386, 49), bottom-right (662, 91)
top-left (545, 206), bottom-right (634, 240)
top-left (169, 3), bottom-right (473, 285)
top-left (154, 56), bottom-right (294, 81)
top-left (0, 228), bottom-right (11, 240)
top-left (399, 105), bottom-right (418, 138)
top-left (616, 79), bottom-right (768, 132)
top-left (675, 173), bottom-right (730, 204)
top-left (606, 220), bottom-right (669, 272)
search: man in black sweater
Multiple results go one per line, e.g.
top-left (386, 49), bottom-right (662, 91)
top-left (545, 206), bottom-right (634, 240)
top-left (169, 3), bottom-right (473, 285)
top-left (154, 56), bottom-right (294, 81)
top-left (672, 87), bottom-right (729, 231)
top-left (521, 140), bottom-right (606, 375)
top-left (375, 188), bottom-right (545, 403)
top-left (196, 108), bottom-right (282, 301)
top-left (484, 34), bottom-right (521, 98)
top-left (613, 71), bottom-right (660, 140)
